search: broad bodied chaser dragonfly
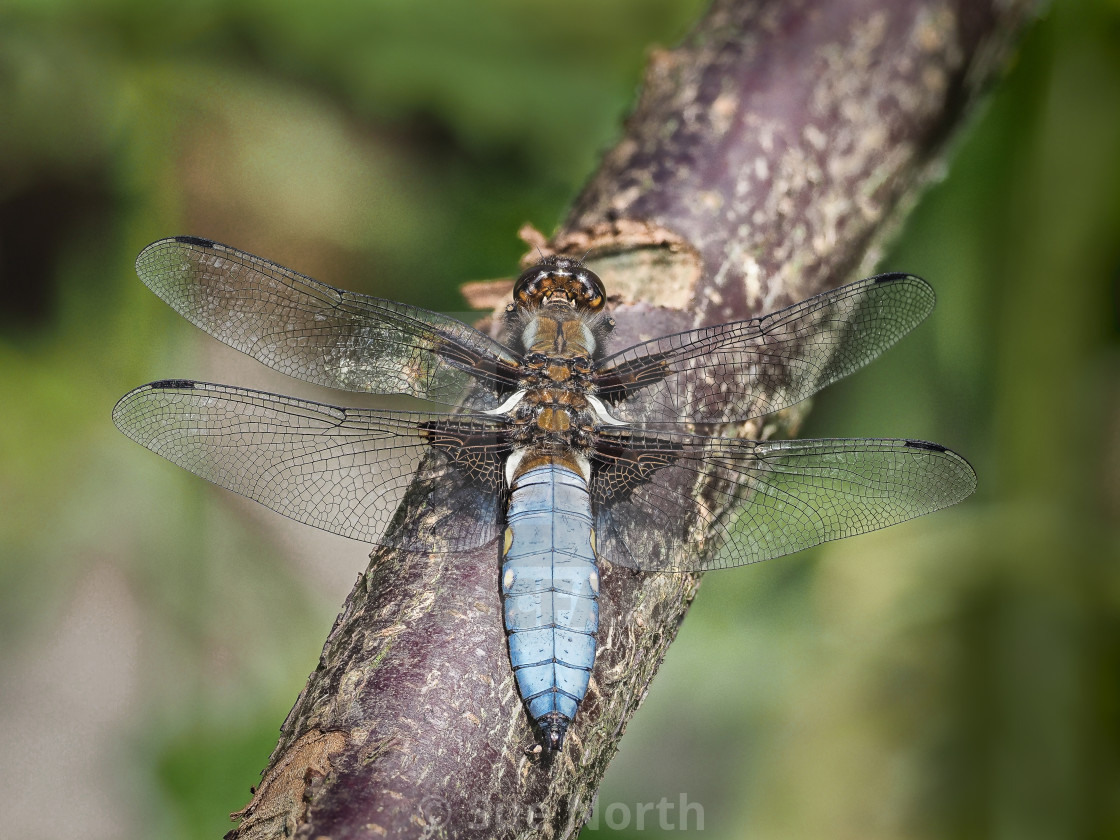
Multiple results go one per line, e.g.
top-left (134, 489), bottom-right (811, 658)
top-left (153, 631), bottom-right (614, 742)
top-left (113, 236), bottom-right (976, 750)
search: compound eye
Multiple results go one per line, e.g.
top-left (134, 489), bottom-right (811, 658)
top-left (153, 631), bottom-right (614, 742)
top-left (513, 270), bottom-right (541, 306)
top-left (578, 272), bottom-right (606, 311)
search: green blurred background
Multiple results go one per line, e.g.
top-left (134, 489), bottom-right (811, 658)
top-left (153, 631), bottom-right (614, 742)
top-left (1, 1), bottom-right (1117, 838)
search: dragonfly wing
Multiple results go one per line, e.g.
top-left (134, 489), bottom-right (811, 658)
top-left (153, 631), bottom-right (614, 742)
top-left (594, 274), bottom-right (935, 425)
top-left (593, 432), bottom-right (976, 571)
top-left (135, 237), bottom-right (523, 405)
top-left (112, 380), bottom-right (507, 551)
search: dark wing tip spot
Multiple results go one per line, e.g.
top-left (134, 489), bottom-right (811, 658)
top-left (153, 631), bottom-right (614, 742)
top-left (873, 271), bottom-right (923, 284)
top-left (174, 235), bottom-right (216, 248)
top-left (905, 439), bottom-right (947, 453)
top-left (149, 379), bottom-right (196, 390)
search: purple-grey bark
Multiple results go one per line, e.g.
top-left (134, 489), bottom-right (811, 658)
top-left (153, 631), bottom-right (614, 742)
top-left (227, 1), bottom-right (1034, 837)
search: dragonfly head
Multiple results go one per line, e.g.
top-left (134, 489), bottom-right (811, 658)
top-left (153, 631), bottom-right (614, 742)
top-left (514, 257), bottom-right (606, 312)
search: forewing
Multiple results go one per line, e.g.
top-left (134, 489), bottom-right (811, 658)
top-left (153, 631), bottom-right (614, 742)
top-left (135, 237), bottom-right (523, 405)
top-left (593, 432), bottom-right (976, 571)
top-left (594, 274), bottom-right (934, 425)
top-left (112, 380), bottom-right (507, 551)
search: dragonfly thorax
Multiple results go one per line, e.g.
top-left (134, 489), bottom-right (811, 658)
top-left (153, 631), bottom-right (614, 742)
top-left (517, 306), bottom-right (606, 357)
top-left (508, 388), bottom-right (599, 452)
top-left (508, 303), bottom-right (611, 401)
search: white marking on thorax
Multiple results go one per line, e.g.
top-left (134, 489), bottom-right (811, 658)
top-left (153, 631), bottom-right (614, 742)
top-left (573, 320), bottom-right (596, 356)
top-left (484, 390), bottom-right (526, 416)
top-left (585, 394), bottom-right (626, 426)
top-left (521, 318), bottom-right (539, 351)
top-left (571, 452), bottom-right (591, 483)
top-left (504, 449), bottom-right (527, 487)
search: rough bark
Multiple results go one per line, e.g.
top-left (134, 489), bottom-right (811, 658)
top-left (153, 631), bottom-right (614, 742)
top-left (227, 0), bottom-right (1035, 837)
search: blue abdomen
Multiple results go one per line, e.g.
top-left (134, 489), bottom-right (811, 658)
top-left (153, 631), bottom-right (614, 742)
top-left (502, 462), bottom-right (599, 749)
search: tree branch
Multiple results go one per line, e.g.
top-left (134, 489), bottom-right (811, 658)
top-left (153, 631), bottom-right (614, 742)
top-left (227, 1), bottom-right (1034, 837)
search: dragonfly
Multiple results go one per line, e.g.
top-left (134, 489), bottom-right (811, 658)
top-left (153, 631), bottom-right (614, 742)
top-left (113, 236), bottom-right (976, 751)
